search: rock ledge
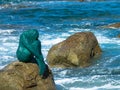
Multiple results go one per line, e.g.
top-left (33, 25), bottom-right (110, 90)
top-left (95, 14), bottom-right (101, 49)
top-left (0, 61), bottom-right (56, 90)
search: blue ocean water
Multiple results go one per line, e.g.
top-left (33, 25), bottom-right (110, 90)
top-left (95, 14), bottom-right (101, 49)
top-left (0, 0), bottom-right (120, 90)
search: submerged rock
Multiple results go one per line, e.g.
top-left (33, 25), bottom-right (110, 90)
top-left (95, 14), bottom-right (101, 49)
top-left (103, 23), bottom-right (120, 28)
top-left (78, 0), bottom-right (105, 1)
top-left (0, 61), bottom-right (56, 90)
top-left (118, 34), bottom-right (120, 38)
top-left (47, 32), bottom-right (102, 68)
top-left (79, 0), bottom-right (84, 1)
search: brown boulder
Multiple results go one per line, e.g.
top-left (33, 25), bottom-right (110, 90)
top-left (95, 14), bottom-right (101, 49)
top-left (0, 61), bottom-right (56, 90)
top-left (47, 32), bottom-right (102, 68)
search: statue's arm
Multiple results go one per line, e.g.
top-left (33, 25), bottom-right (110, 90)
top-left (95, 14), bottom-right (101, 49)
top-left (21, 34), bottom-right (34, 53)
top-left (21, 34), bottom-right (44, 60)
top-left (32, 40), bottom-right (44, 60)
top-left (31, 40), bottom-right (46, 75)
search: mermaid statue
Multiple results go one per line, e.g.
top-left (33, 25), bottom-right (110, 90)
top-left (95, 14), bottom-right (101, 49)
top-left (16, 29), bottom-right (48, 79)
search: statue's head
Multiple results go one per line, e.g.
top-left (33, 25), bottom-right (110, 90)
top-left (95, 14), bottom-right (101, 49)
top-left (24, 29), bottom-right (39, 43)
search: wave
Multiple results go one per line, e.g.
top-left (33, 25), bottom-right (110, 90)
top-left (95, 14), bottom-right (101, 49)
top-left (55, 75), bottom-right (120, 90)
top-left (1, 0), bottom-right (120, 9)
top-left (70, 84), bottom-right (120, 90)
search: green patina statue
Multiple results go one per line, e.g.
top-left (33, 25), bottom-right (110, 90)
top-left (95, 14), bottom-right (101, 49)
top-left (16, 29), bottom-right (48, 78)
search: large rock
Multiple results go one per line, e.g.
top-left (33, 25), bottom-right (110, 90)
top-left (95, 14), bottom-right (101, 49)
top-left (47, 32), bottom-right (102, 68)
top-left (0, 61), bottom-right (56, 90)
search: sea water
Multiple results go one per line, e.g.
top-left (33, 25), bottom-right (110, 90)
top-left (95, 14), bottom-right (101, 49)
top-left (0, 0), bottom-right (120, 90)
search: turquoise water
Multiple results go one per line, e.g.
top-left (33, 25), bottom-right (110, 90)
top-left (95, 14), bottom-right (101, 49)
top-left (0, 0), bottom-right (120, 90)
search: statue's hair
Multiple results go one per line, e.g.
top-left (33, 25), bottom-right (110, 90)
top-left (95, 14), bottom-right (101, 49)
top-left (24, 29), bottom-right (39, 43)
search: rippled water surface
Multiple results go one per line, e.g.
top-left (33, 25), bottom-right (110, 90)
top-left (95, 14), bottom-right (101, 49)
top-left (0, 0), bottom-right (120, 90)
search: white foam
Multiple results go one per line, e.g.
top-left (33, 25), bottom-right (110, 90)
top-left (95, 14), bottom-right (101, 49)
top-left (42, 37), bottom-right (65, 46)
top-left (0, 56), bottom-right (14, 60)
top-left (69, 29), bottom-right (91, 33)
top-left (0, 29), bottom-right (16, 35)
top-left (55, 78), bottom-right (80, 84)
top-left (0, 47), bottom-right (8, 52)
top-left (70, 83), bottom-right (120, 90)
top-left (61, 33), bottom-right (70, 37)
top-left (3, 42), bottom-right (17, 47)
top-left (96, 34), bottom-right (120, 45)
top-left (0, 37), bottom-right (18, 44)
top-left (105, 55), bottom-right (120, 64)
